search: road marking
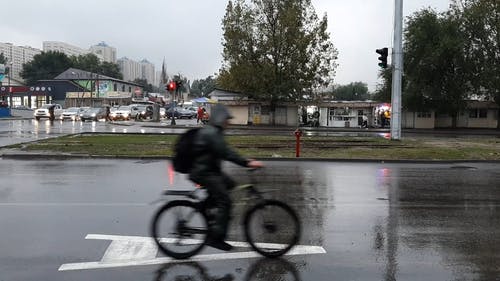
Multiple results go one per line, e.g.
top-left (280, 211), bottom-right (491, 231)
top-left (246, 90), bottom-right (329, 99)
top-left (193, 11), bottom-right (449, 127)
top-left (59, 234), bottom-right (326, 271)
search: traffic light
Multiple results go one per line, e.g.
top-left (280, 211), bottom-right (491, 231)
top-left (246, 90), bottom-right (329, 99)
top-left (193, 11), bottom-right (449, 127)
top-left (167, 81), bottom-right (176, 91)
top-left (376, 47), bottom-right (388, 68)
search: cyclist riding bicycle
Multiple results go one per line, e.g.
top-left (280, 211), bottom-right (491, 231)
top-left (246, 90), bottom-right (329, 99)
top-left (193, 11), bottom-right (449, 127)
top-left (189, 104), bottom-right (263, 251)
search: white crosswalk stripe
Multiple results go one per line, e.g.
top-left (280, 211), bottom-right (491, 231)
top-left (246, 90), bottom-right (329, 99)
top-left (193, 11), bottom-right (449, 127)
top-left (59, 233), bottom-right (326, 271)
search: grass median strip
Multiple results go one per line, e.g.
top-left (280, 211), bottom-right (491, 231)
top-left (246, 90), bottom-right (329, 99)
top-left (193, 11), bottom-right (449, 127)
top-left (4, 133), bottom-right (500, 160)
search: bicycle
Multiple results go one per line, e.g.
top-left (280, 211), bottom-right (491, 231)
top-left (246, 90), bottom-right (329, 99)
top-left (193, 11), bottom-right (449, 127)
top-left (153, 258), bottom-right (300, 281)
top-left (150, 168), bottom-right (301, 260)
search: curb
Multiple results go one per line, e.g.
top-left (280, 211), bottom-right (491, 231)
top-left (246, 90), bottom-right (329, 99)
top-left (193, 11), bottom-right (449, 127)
top-left (2, 150), bottom-right (500, 163)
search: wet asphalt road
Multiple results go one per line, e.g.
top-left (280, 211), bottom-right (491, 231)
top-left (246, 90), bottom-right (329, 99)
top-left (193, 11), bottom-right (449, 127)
top-left (1, 159), bottom-right (499, 280)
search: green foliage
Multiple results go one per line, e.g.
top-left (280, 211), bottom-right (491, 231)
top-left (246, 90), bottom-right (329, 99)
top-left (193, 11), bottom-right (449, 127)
top-left (71, 54), bottom-right (123, 80)
top-left (98, 61), bottom-right (123, 80)
top-left (12, 134), bottom-right (500, 160)
top-left (133, 78), bottom-right (154, 93)
top-left (20, 51), bottom-right (73, 85)
top-left (404, 8), bottom-right (470, 119)
top-left (171, 74), bottom-right (189, 93)
top-left (0, 53), bottom-right (6, 64)
top-left (376, 1), bottom-right (498, 127)
top-left (332, 82), bottom-right (370, 101)
top-left (0, 53), bottom-right (10, 75)
top-left (373, 67), bottom-right (392, 103)
top-left (71, 53), bottom-right (101, 73)
top-left (218, 0), bottom-right (338, 105)
top-left (21, 52), bottom-right (123, 85)
top-left (190, 76), bottom-right (216, 97)
top-left (451, 0), bottom-right (499, 107)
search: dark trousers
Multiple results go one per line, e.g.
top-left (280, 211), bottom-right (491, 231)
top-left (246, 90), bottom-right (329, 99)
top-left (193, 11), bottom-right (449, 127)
top-left (196, 173), bottom-right (236, 240)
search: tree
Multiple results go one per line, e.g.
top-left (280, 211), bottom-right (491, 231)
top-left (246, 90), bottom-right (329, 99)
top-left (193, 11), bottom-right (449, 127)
top-left (332, 82), bottom-right (370, 101)
top-left (218, 0), bottom-right (338, 122)
top-left (99, 61), bottom-right (123, 80)
top-left (404, 9), bottom-right (470, 127)
top-left (21, 52), bottom-right (124, 85)
top-left (0, 53), bottom-right (8, 77)
top-left (71, 53), bottom-right (101, 73)
top-left (452, 0), bottom-right (500, 128)
top-left (376, 2), bottom-right (499, 128)
top-left (191, 76), bottom-right (216, 97)
top-left (133, 78), bottom-right (154, 93)
top-left (71, 54), bottom-right (123, 80)
top-left (171, 74), bottom-right (189, 94)
top-left (0, 53), bottom-right (6, 64)
top-left (20, 51), bottom-right (73, 85)
top-left (373, 66), bottom-right (392, 103)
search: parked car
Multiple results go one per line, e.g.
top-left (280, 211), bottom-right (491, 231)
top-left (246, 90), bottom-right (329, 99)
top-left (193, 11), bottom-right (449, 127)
top-left (34, 104), bottom-right (63, 121)
top-left (166, 107), bottom-right (196, 119)
top-left (134, 104), bottom-right (154, 119)
top-left (184, 106), bottom-right (198, 117)
top-left (110, 105), bottom-right (136, 121)
top-left (60, 107), bottom-right (87, 121)
top-left (79, 107), bottom-right (108, 121)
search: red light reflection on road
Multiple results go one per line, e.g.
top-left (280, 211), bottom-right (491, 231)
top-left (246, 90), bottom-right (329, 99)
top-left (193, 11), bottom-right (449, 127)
top-left (168, 163), bottom-right (175, 185)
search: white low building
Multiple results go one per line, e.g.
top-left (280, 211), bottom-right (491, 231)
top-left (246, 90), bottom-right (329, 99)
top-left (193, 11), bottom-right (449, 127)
top-left (207, 89), bottom-right (299, 126)
top-left (208, 88), bottom-right (499, 129)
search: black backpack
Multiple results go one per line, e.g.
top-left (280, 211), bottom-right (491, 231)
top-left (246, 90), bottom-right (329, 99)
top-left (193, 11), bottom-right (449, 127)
top-left (172, 128), bottom-right (200, 173)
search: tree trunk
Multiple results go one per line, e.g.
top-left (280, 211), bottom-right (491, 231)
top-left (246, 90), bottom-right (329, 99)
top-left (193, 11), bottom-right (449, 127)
top-left (497, 108), bottom-right (500, 130)
top-left (451, 113), bottom-right (458, 129)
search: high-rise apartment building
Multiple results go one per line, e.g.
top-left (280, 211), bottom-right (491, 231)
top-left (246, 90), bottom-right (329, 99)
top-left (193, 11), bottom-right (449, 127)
top-left (42, 41), bottom-right (97, 58)
top-left (117, 57), bottom-right (142, 82)
top-left (89, 42), bottom-right (116, 63)
top-left (118, 57), bottom-right (156, 84)
top-left (0, 42), bottom-right (42, 81)
top-left (140, 59), bottom-right (156, 85)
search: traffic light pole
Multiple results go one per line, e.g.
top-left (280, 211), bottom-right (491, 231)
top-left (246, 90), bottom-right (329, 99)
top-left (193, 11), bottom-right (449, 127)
top-left (391, 0), bottom-right (403, 140)
top-left (170, 88), bottom-right (176, 125)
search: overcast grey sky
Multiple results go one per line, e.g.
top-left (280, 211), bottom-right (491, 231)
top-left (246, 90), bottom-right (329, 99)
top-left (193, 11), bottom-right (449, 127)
top-left (1, 0), bottom-right (450, 91)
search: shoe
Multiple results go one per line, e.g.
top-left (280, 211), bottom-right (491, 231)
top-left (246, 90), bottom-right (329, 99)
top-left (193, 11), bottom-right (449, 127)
top-left (206, 239), bottom-right (233, 251)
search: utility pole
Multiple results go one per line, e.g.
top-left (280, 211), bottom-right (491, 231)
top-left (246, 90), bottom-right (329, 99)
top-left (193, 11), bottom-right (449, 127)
top-left (391, 0), bottom-right (403, 140)
top-left (8, 62), bottom-right (12, 109)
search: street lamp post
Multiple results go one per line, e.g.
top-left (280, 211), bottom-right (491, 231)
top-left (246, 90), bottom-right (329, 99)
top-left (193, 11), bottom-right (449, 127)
top-left (8, 62), bottom-right (12, 109)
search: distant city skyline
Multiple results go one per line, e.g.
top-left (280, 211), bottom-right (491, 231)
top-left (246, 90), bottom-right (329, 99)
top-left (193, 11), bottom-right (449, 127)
top-left (1, 41), bottom-right (159, 86)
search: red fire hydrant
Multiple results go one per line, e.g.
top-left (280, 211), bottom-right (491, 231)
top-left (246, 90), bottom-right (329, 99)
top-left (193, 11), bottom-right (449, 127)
top-left (294, 128), bottom-right (303, 157)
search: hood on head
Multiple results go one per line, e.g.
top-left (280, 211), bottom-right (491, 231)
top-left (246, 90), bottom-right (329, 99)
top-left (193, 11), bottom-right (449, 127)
top-left (209, 104), bottom-right (233, 127)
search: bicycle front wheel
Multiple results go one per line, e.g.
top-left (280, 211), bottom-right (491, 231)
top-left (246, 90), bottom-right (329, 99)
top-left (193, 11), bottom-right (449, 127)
top-left (243, 200), bottom-right (301, 258)
top-left (151, 200), bottom-right (208, 259)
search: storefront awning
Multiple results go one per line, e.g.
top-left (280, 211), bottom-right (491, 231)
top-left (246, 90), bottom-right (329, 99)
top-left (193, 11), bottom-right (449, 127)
top-left (192, 97), bottom-right (217, 104)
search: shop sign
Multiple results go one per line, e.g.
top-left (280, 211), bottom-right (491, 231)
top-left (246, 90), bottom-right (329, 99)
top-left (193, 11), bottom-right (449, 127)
top-left (30, 86), bottom-right (52, 92)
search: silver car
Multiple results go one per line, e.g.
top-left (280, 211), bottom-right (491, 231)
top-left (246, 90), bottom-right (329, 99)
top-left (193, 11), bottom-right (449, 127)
top-left (34, 104), bottom-right (63, 120)
top-left (60, 107), bottom-right (87, 121)
top-left (79, 107), bottom-right (108, 122)
top-left (110, 105), bottom-right (136, 121)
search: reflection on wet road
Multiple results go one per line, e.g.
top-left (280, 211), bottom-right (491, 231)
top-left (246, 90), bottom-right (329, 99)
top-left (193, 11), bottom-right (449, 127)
top-left (0, 159), bottom-right (499, 280)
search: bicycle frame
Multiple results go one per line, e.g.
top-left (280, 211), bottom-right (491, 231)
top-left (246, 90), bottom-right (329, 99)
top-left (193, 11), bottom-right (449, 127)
top-left (161, 169), bottom-right (267, 204)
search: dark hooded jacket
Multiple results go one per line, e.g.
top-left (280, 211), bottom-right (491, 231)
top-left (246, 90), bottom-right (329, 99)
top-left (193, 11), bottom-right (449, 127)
top-left (189, 104), bottom-right (249, 182)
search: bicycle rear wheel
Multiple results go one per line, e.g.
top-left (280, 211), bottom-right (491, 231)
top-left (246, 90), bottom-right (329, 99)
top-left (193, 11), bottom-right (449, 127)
top-left (243, 200), bottom-right (301, 258)
top-left (151, 200), bottom-right (208, 259)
